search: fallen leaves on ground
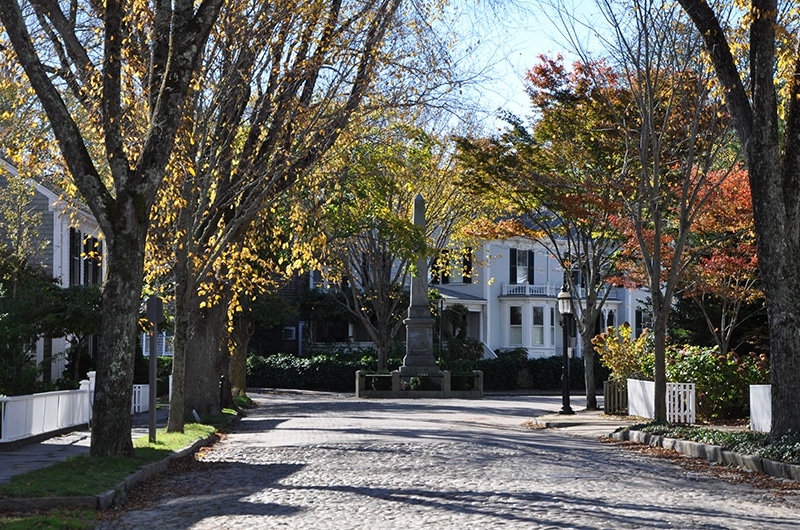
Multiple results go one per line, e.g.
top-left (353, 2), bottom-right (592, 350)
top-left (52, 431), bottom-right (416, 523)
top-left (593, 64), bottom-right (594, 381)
top-left (602, 437), bottom-right (800, 500)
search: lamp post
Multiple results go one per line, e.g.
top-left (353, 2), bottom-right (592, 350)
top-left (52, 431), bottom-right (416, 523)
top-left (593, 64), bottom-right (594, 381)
top-left (438, 297), bottom-right (445, 358)
top-left (557, 285), bottom-right (575, 415)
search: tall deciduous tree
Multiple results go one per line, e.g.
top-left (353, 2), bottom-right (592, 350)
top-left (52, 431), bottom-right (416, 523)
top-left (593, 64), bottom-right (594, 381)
top-left (676, 0), bottom-right (800, 437)
top-left (554, 0), bottom-right (733, 421)
top-left (145, 0), bottom-right (452, 426)
top-left (457, 55), bottom-right (627, 409)
top-left (317, 120), bottom-right (480, 371)
top-left (0, 0), bottom-right (223, 456)
top-left (681, 167), bottom-right (762, 356)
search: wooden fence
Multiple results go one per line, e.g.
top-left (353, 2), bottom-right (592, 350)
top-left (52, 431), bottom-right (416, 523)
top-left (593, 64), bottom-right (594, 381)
top-left (603, 381), bottom-right (628, 415)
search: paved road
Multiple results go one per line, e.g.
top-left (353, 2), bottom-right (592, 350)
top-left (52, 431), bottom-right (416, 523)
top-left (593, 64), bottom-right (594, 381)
top-left (98, 392), bottom-right (800, 529)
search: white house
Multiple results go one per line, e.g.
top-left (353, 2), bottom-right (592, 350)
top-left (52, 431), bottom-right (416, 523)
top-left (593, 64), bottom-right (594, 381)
top-left (0, 158), bottom-right (105, 381)
top-left (432, 237), bottom-right (649, 359)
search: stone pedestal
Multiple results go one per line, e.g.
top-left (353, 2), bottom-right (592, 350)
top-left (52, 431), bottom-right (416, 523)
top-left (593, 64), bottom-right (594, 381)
top-left (399, 310), bottom-right (440, 377)
top-left (398, 194), bottom-right (440, 377)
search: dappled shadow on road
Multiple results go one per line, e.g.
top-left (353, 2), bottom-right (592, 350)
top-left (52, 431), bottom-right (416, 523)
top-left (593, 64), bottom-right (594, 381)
top-left (101, 449), bottom-right (792, 530)
top-left (99, 390), bottom-right (800, 529)
top-left (98, 458), bottom-right (307, 528)
top-left (288, 481), bottom-right (781, 529)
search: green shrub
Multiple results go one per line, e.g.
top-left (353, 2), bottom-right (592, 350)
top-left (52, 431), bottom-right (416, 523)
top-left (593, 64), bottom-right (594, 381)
top-left (666, 345), bottom-right (768, 420)
top-left (593, 324), bottom-right (653, 383)
top-left (478, 349), bottom-right (527, 391)
top-left (307, 356), bottom-right (371, 392)
top-left (449, 373), bottom-right (474, 391)
top-left (409, 376), bottom-right (439, 391)
top-left (439, 358), bottom-right (478, 374)
top-left (247, 354), bottom-right (310, 389)
top-left (528, 356), bottom-right (563, 389)
top-left (247, 352), bottom-right (381, 392)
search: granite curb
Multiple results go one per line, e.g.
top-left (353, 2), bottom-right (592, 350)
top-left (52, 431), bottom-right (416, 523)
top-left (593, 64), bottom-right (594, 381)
top-left (611, 428), bottom-right (800, 482)
top-left (0, 432), bottom-right (218, 512)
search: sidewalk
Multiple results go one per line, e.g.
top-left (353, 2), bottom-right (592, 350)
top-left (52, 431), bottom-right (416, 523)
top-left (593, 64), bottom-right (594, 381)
top-left (0, 407), bottom-right (169, 485)
top-left (532, 407), bottom-right (637, 438)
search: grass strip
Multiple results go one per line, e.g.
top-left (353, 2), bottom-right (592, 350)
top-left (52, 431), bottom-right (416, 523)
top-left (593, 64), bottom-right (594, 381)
top-left (0, 508), bottom-right (97, 529)
top-left (0, 423), bottom-right (216, 499)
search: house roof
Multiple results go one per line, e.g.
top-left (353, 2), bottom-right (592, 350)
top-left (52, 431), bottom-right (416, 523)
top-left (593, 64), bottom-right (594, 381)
top-left (434, 286), bottom-right (487, 305)
top-left (0, 156), bottom-right (98, 229)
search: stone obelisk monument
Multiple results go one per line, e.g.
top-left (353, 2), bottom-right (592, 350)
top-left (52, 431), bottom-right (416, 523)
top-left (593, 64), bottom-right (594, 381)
top-left (399, 194), bottom-right (440, 377)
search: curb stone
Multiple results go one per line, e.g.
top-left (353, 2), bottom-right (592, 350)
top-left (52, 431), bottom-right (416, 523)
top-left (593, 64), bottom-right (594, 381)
top-left (611, 429), bottom-right (800, 482)
top-left (0, 433), bottom-right (217, 512)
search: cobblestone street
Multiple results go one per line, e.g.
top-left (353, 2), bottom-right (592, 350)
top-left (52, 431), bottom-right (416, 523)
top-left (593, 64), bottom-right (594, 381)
top-left (98, 392), bottom-right (800, 529)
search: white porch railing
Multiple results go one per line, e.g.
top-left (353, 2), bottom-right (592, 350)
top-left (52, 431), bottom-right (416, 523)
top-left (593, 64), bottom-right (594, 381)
top-left (627, 378), bottom-right (696, 424)
top-left (1, 371), bottom-right (152, 443)
top-left (501, 284), bottom-right (623, 300)
top-left (502, 283), bottom-right (561, 297)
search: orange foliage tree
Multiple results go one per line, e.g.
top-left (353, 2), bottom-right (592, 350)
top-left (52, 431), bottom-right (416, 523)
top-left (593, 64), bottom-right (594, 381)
top-left (681, 167), bottom-right (762, 356)
top-left (457, 55), bottom-right (629, 408)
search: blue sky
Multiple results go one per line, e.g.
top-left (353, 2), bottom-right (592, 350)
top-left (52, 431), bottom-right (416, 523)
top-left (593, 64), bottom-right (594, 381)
top-left (451, 0), bottom-right (598, 131)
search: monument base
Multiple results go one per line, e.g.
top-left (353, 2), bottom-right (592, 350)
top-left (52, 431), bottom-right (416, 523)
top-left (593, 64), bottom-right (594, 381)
top-left (401, 315), bottom-right (440, 376)
top-left (355, 370), bottom-right (484, 399)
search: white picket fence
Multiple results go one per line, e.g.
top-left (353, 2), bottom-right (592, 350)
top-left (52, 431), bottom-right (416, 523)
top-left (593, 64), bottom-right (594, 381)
top-left (131, 384), bottom-right (150, 415)
top-left (627, 378), bottom-right (696, 424)
top-left (0, 371), bottom-right (150, 443)
top-left (0, 388), bottom-right (91, 443)
top-left (750, 384), bottom-right (771, 433)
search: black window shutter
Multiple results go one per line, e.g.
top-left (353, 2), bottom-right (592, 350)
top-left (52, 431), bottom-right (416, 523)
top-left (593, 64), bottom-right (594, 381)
top-left (509, 248), bottom-right (517, 284)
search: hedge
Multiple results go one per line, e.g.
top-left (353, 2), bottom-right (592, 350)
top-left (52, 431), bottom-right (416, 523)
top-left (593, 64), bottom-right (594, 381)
top-left (247, 350), bottom-right (610, 393)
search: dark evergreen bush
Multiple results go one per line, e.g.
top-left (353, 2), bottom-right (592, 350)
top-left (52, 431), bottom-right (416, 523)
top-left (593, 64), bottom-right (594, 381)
top-left (478, 349), bottom-right (528, 391)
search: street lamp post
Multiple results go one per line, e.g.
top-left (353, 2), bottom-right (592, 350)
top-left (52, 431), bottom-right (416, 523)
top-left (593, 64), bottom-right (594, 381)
top-left (438, 298), bottom-right (445, 358)
top-left (557, 285), bottom-right (575, 415)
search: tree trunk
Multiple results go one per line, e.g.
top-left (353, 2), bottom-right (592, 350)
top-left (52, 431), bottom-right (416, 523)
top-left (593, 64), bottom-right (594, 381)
top-left (676, 0), bottom-right (800, 438)
top-left (90, 202), bottom-right (146, 457)
top-left (652, 311), bottom-right (669, 423)
top-left (580, 328), bottom-right (597, 410)
top-left (167, 258), bottom-right (189, 433)
top-left (747, 129), bottom-right (800, 438)
top-left (229, 313), bottom-right (253, 397)
top-left (377, 342), bottom-right (388, 372)
top-left (183, 289), bottom-right (230, 417)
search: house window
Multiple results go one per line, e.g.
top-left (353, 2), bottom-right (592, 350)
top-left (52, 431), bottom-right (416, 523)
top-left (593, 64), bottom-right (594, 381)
top-left (607, 310), bottom-right (616, 328)
top-left (282, 327), bottom-right (297, 341)
top-left (635, 309), bottom-right (651, 337)
top-left (509, 249), bottom-right (535, 285)
top-left (550, 307), bottom-right (555, 346)
top-left (532, 306), bottom-right (544, 345)
top-left (83, 237), bottom-right (102, 285)
top-left (509, 305), bottom-right (522, 345)
top-left (431, 249), bottom-right (450, 285)
top-left (311, 270), bottom-right (324, 289)
top-left (69, 228), bottom-right (82, 286)
top-left (461, 247), bottom-right (472, 284)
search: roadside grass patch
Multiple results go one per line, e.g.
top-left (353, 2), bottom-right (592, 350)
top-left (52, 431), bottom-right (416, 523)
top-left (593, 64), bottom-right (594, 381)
top-left (0, 423), bottom-right (215, 499)
top-left (628, 423), bottom-right (800, 464)
top-left (233, 394), bottom-right (255, 409)
top-left (0, 508), bottom-right (97, 529)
